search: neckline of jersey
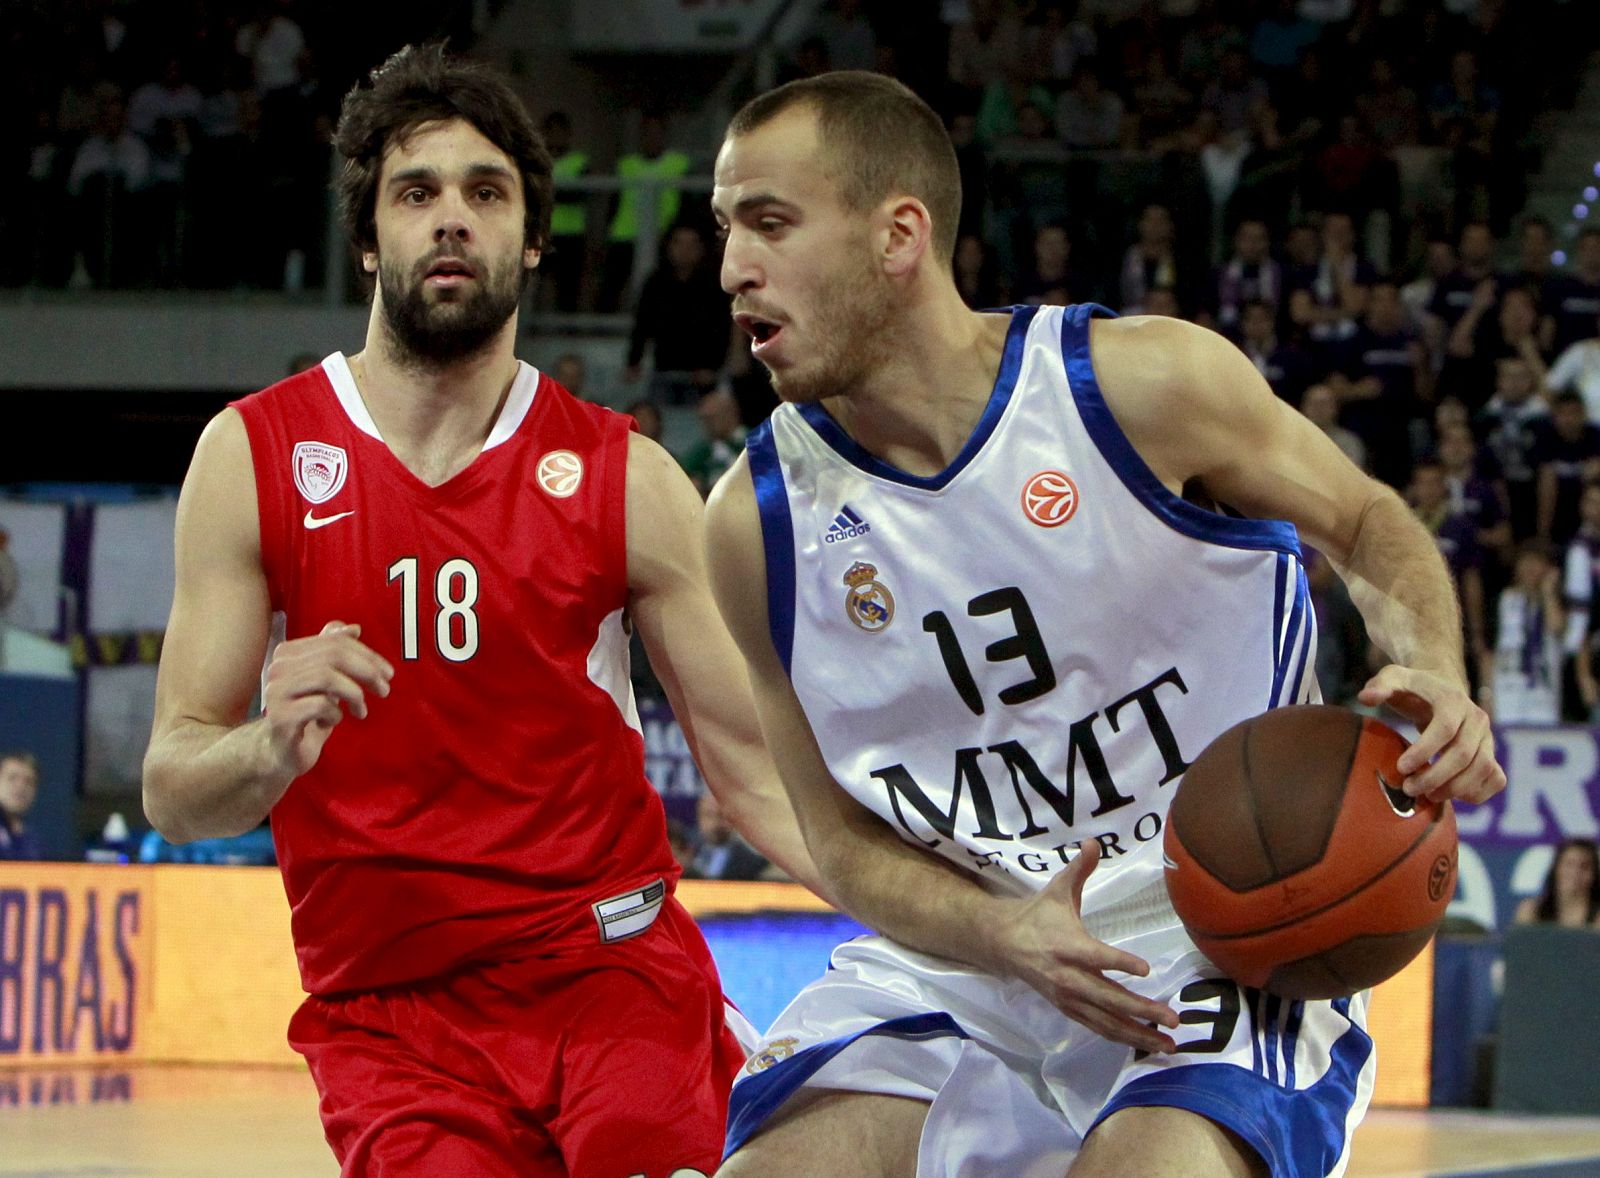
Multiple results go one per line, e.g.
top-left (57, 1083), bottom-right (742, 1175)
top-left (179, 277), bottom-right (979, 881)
top-left (319, 353), bottom-right (542, 495)
top-left (793, 305), bottom-right (1038, 492)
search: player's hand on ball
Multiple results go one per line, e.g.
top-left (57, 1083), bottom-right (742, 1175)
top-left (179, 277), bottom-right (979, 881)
top-left (993, 840), bottom-right (1179, 1054)
top-left (261, 620), bottom-right (395, 779)
top-left (1358, 664), bottom-right (1505, 805)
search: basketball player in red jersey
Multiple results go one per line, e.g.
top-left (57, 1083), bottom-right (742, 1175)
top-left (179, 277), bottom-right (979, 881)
top-left (141, 45), bottom-right (819, 1177)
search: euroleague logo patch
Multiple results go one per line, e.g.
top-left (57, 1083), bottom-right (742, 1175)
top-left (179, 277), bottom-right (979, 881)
top-left (536, 450), bottom-right (584, 498)
top-left (1021, 470), bottom-right (1078, 527)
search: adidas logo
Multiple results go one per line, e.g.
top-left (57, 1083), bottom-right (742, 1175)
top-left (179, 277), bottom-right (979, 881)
top-left (824, 505), bottom-right (871, 544)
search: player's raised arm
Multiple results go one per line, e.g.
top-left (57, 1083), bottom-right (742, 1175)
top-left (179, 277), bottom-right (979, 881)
top-left (705, 453), bottom-right (1180, 1055)
top-left (142, 410), bottom-right (393, 842)
top-left (623, 430), bottom-right (828, 897)
top-left (1090, 314), bottom-right (1504, 806)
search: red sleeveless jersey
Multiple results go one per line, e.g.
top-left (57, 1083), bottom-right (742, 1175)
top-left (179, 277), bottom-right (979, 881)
top-left (232, 355), bottom-right (677, 995)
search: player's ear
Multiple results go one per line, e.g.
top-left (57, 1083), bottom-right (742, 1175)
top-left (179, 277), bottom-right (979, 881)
top-left (881, 195), bottom-right (932, 278)
top-left (524, 245), bottom-right (542, 271)
top-left (362, 251), bottom-right (378, 274)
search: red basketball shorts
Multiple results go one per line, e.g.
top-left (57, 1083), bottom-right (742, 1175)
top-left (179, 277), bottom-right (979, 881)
top-left (288, 897), bottom-right (746, 1177)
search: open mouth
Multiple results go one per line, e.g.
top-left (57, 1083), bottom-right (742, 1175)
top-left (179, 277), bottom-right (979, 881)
top-left (425, 257), bottom-right (476, 282)
top-left (734, 311), bottom-right (785, 352)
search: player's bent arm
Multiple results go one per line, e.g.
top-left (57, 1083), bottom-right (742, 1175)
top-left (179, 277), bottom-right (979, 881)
top-left (705, 458), bottom-right (1179, 1054)
top-left (1093, 316), bottom-right (1503, 804)
top-left (623, 433), bottom-right (825, 897)
top-left (143, 412), bottom-right (391, 842)
top-left (142, 411), bottom-right (297, 841)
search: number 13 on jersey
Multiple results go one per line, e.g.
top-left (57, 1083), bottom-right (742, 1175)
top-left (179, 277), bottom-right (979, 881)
top-left (386, 556), bottom-right (480, 662)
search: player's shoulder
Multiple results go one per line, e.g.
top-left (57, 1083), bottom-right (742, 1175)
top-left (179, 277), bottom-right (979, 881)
top-left (704, 449), bottom-right (756, 540)
top-left (1090, 314), bottom-right (1256, 421)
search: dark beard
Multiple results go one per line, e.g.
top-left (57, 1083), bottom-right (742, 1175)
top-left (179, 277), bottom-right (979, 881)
top-left (378, 254), bottom-right (527, 366)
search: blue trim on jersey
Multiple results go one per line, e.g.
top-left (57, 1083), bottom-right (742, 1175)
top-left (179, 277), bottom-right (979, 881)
top-left (724, 1012), bottom-right (969, 1160)
top-left (1287, 572), bottom-right (1315, 703)
top-left (1059, 303), bottom-right (1303, 556)
top-left (747, 421), bottom-right (797, 675)
top-left (1272, 564), bottom-right (1307, 709)
top-left (1270, 555), bottom-right (1288, 702)
top-left (1283, 1001), bottom-right (1305, 1090)
top-left (1263, 992), bottom-right (1283, 1084)
top-left (793, 306), bottom-right (1038, 490)
top-left (1090, 1006), bottom-right (1372, 1178)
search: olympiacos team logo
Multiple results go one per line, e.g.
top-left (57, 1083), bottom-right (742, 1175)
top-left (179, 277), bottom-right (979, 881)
top-left (842, 561), bottom-right (895, 632)
top-left (537, 450), bottom-right (584, 498)
top-left (292, 442), bottom-right (348, 504)
top-left (1021, 470), bottom-right (1079, 527)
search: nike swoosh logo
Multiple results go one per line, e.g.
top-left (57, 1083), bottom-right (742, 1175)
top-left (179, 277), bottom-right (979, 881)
top-left (303, 510), bottom-right (354, 530)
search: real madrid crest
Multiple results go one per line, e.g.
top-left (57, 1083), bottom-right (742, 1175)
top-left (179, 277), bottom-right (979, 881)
top-left (842, 561), bottom-right (895, 632)
top-left (746, 1036), bottom-right (800, 1074)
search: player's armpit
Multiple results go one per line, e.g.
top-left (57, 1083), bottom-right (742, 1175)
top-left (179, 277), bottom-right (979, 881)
top-left (623, 434), bottom-right (826, 897)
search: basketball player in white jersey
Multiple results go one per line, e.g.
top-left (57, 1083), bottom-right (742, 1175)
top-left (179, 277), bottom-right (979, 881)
top-left (705, 73), bottom-right (1506, 1177)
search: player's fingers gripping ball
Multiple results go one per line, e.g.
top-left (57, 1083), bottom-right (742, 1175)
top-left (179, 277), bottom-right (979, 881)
top-left (1163, 705), bottom-right (1457, 999)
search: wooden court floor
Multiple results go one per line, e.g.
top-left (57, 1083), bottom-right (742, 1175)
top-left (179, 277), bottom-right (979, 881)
top-left (3, 1065), bottom-right (1600, 1177)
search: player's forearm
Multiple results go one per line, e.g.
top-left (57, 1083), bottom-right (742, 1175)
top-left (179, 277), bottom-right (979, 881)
top-left (695, 737), bottom-right (831, 900)
top-left (142, 718), bottom-right (290, 843)
top-left (1331, 487), bottom-right (1467, 684)
top-left (810, 813), bottom-right (1021, 970)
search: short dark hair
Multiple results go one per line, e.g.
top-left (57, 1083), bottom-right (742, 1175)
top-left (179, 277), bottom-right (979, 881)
top-left (1552, 388), bottom-right (1586, 410)
top-left (333, 43), bottom-right (553, 255)
top-left (727, 71), bottom-right (963, 265)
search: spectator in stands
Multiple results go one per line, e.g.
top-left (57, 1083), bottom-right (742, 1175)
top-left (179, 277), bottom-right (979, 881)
top-left (553, 353), bottom-right (590, 401)
top-left (947, 0), bottom-right (1027, 101)
top-left (236, 0), bottom-right (307, 99)
top-left (1237, 298), bottom-right (1315, 404)
top-left (1200, 45), bottom-right (1268, 137)
top-left (809, 0), bottom-right (877, 73)
top-left (17, 103), bottom-right (73, 287)
top-left (1208, 219), bottom-right (1282, 331)
top-left (1480, 356), bottom-right (1550, 540)
top-left (1547, 311), bottom-right (1600, 423)
top-left (1143, 287), bottom-right (1182, 318)
top-left (954, 233), bottom-right (1008, 309)
top-left (1229, 104), bottom-right (1303, 238)
top-left (1301, 381), bottom-right (1368, 470)
top-left (1247, 0), bottom-right (1321, 79)
top-left (1535, 390), bottom-right (1600, 547)
top-left (1431, 221), bottom-right (1500, 334)
top-left (542, 112), bottom-right (589, 313)
top-left (1056, 64), bottom-right (1126, 149)
top-left (1307, 114), bottom-right (1395, 257)
top-left (127, 54), bottom-right (202, 143)
top-left (626, 399), bottom-right (664, 444)
top-left (777, 35), bottom-right (832, 86)
top-left (1307, 544), bottom-right (1368, 706)
top-left (1489, 540), bottom-right (1565, 724)
top-left (623, 224), bottom-right (728, 404)
top-left (1546, 227), bottom-right (1600, 356)
top-left (0, 751), bottom-right (42, 861)
top-left (666, 818), bottom-right (695, 873)
top-left (1512, 216), bottom-right (1556, 291)
top-left (1127, 44), bottom-right (1194, 147)
top-left (1120, 202), bottom-right (1185, 314)
top-left (1029, 1), bottom-right (1098, 92)
top-left (1439, 421), bottom-right (1512, 557)
top-left (1428, 48), bottom-right (1499, 151)
top-left (1446, 279), bottom-right (1547, 412)
top-left (688, 791), bottom-right (772, 882)
top-left (1015, 223), bottom-right (1084, 307)
top-left (68, 83), bottom-right (149, 288)
top-left (680, 389), bottom-right (748, 498)
top-left (1338, 280), bottom-right (1427, 487)
top-left (1273, 45), bottom-right (1331, 146)
top-left (1411, 456), bottom-right (1490, 684)
top-left (188, 53), bottom-right (258, 288)
top-left (1353, 57), bottom-right (1422, 151)
top-left (947, 111), bottom-right (989, 243)
top-left (1403, 236), bottom-right (1456, 335)
top-left (975, 57), bottom-right (1053, 147)
top-left (129, 55), bottom-right (202, 286)
top-left (603, 113), bottom-right (691, 310)
top-left (1290, 210), bottom-right (1375, 355)
top-left (1514, 838), bottom-right (1600, 927)
top-left (1564, 482), bottom-right (1600, 720)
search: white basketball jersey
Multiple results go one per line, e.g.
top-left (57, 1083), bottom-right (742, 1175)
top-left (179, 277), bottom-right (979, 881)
top-left (748, 303), bottom-right (1320, 914)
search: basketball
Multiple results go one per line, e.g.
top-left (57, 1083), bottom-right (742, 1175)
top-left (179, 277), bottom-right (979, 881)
top-left (1163, 705), bottom-right (1458, 1000)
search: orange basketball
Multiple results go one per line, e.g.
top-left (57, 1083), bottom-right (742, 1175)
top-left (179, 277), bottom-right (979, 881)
top-left (1163, 705), bottom-right (1457, 999)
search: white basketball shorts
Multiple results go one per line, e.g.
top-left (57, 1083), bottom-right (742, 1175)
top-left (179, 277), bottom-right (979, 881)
top-left (725, 913), bottom-right (1375, 1178)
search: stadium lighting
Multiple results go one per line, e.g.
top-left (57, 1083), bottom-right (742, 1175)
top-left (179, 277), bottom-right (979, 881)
top-left (1587, 187), bottom-right (1599, 202)
top-left (1578, 205), bottom-right (1591, 219)
top-left (1555, 251), bottom-right (1568, 265)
